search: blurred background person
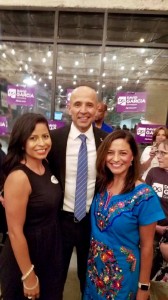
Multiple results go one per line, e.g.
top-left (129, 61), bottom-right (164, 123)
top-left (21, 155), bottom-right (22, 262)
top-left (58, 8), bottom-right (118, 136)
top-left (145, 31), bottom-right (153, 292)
top-left (146, 139), bottom-right (168, 299)
top-left (94, 102), bottom-right (113, 133)
top-left (84, 130), bottom-right (164, 300)
top-left (146, 138), bottom-right (168, 236)
top-left (0, 113), bottom-right (63, 300)
top-left (140, 126), bottom-right (168, 180)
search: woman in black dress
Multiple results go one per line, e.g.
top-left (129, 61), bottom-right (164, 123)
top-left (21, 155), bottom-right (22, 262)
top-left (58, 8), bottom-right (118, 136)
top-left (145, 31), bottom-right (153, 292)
top-left (0, 113), bottom-right (63, 300)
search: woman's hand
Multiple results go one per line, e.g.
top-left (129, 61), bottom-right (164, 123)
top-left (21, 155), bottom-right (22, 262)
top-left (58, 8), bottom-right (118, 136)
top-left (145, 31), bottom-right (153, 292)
top-left (160, 243), bottom-right (168, 262)
top-left (23, 272), bottom-right (40, 299)
top-left (156, 225), bottom-right (167, 236)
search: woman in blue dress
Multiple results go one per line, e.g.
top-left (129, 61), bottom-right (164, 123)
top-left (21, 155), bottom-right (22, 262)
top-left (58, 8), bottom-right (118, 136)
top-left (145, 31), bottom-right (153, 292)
top-left (83, 130), bottom-right (165, 300)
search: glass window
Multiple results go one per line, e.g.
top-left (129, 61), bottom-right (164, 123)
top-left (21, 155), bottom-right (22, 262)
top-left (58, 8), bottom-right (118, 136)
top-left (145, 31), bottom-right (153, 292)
top-left (101, 46), bottom-right (168, 129)
top-left (0, 42), bottom-right (53, 131)
top-left (107, 14), bottom-right (168, 44)
top-left (0, 10), bottom-right (55, 38)
top-left (58, 12), bottom-right (104, 40)
top-left (55, 44), bottom-right (102, 123)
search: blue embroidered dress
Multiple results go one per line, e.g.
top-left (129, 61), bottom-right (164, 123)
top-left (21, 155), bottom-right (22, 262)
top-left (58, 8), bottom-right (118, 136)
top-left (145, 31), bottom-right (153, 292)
top-left (83, 183), bottom-right (165, 300)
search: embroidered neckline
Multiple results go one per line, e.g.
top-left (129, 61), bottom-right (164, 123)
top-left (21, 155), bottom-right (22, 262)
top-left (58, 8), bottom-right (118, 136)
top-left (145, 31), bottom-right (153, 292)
top-left (95, 185), bottom-right (153, 231)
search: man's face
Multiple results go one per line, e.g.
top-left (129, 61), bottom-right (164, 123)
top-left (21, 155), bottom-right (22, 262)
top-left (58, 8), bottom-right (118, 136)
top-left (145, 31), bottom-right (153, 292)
top-left (94, 103), bottom-right (106, 122)
top-left (68, 86), bottom-right (98, 132)
top-left (157, 142), bottom-right (168, 170)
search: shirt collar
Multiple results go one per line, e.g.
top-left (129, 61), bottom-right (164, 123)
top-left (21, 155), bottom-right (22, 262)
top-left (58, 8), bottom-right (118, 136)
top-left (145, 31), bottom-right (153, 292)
top-left (69, 122), bottom-right (94, 141)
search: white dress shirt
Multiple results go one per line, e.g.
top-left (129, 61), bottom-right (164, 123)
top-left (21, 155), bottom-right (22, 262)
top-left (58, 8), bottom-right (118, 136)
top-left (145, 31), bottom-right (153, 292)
top-left (63, 123), bottom-right (97, 213)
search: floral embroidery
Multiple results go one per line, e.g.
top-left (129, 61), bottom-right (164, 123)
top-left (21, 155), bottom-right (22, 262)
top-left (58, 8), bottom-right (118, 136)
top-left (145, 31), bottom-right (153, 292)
top-left (121, 246), bottom-right (136, 271)
top-left (87, 238), bottom-right (123, 299)
top-left (96, 187), bottom-right (153, 231)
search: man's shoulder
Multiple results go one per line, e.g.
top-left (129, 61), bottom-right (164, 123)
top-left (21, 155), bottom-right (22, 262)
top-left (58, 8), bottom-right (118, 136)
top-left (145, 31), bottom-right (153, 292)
top-left (50, 125), bottom-right (70, 138)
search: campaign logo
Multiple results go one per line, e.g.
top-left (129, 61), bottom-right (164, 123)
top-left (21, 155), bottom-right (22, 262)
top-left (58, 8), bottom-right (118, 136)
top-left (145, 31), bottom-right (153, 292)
top-left (163, 185), bottom-right (168, 197)
top-left (137, 127), bottom-right (146, 137)
top-left (48, 123), bottom-right (57, 130)
top-left (152, 183), bottom-right (163, 198)
top-left (118, 96), bottom-right (126, 106)
top-left (8, 88), bottom-right (16, 99)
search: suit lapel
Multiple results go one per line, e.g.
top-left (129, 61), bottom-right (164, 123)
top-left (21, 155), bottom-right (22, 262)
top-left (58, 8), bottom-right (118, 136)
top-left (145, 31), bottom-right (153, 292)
top-left (60, 126), bottom-right (70, 189)
top-left (93, 126), bottom-right (106, 149)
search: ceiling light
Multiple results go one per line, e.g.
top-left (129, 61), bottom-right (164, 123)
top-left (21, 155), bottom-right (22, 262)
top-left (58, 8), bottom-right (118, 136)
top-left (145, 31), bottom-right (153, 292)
top-left (11, 49), bottom-right (15, 55)
top-left (58, 66), bottom-right (63, 70)
top-left (44, 84), bottom-right (47, 87)
top-left (23, 76), bottom-right (37, 86)
top-left (39, 78), bottom-right (42, 82)
top-left (73, 81), bottom-right (77, 85)
top-left (141, 49), bottom-right (145, 53)
top-left (145, 70), bottom-right (148, 74)
top-left (2, 53), bottom-right (6, 58)
top-left (75, 61), bottom-right (79, 66)
top-left (47, 50), bottom-right (52, 57)
top-left (122, 78), bottom-right (128, 82)
top-left (28, 57), bottom-right (32, 62)
top-left (102, 73), bottom-right (106, 77)
top-left (136, 80), bottom-right (140, 84)
top-left (140, 38), bottom-right (145, 43)
top-left (103, 57), bottom-right (107, 62)
top-left (145, 58), bottom-right (153, 65)
top-left (117, 86), bottom-right (122, 90)
top-left (131, 66), bottom-right (135, 71)
top-left (24, 64), bottom-right (28, 70)
top-left (48, 75), bottom-right (52, 80)
top-left (48, 71), bottom-right (52, 75)
top-left (73, 75), bottom-right (77, 79)
top-left (120, 66), bottom-right (125, 70)
top-left (58, 85), bottom-right (62, 89)
top-left (89, 69), bottom-right (94, 73)
top-left (42, 58), bottom-right (46, 63)
top-left (97, 82), bottom-right (100, 85)
top-left (112, 55), bottom-right (117, 60)
top-left (102, 84), bottom-right (106, 88)
top-left (19, 67), bottom-right (22, 71)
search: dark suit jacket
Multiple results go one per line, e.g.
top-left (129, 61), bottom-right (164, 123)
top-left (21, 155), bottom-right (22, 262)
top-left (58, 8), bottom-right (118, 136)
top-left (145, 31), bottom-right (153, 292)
top-left (48, 125), bottom-right (108, 192)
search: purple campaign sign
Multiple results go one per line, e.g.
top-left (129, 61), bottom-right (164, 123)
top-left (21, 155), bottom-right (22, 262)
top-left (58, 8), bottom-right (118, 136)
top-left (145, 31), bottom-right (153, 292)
top-left (48, 120), bottom-right (65, 131)
top-left (116, 92), bottom-right (146, 113)
top-left (0, 116), bottom-right (8, 135)
top-left (7, 85), bottom-right (35, 106)
top-left (135, 123), bottom-right (163, 144)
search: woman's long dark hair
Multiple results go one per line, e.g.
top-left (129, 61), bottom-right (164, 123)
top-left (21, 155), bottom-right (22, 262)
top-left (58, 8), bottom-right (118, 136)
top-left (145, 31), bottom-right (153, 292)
top-left (3, 113), bottom-right (50, 177)
top-left (96, 130), bottom-right (140, 194)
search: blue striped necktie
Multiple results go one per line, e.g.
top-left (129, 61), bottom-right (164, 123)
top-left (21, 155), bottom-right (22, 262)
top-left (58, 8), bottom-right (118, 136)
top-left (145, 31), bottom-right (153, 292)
top-left (74, 134), bottom-right (88, 221)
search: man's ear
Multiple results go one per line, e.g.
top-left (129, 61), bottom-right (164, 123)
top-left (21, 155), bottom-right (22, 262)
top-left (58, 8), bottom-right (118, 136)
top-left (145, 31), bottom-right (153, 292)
top-left (67, 103), bottom-right (71, 116)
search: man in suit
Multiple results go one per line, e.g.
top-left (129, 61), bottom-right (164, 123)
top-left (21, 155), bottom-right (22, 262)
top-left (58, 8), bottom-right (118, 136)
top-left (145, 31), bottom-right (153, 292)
top-left (48, 86), bottom-right (107, 297)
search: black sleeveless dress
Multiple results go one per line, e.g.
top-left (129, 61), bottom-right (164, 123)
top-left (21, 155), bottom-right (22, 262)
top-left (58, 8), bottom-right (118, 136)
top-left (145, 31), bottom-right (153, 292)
top-left (0, 161), bottom-right (63, 300)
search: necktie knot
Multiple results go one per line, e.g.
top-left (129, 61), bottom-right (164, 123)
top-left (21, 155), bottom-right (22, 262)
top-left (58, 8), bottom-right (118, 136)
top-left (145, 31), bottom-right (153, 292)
top-left (79, 134), bottom-right (87, 143)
